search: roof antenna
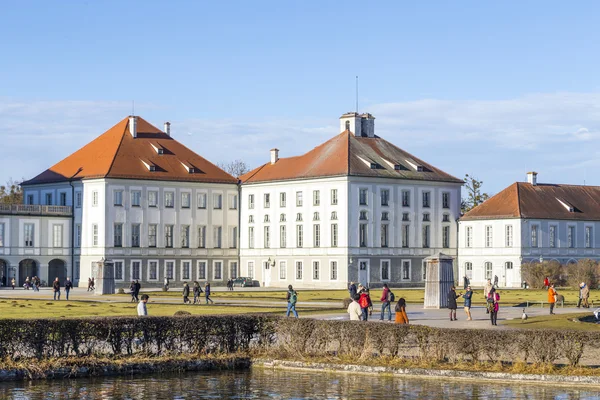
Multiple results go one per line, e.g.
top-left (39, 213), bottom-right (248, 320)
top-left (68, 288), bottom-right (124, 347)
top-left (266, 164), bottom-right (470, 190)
top-left (355, 76), bottom-right (359, 113)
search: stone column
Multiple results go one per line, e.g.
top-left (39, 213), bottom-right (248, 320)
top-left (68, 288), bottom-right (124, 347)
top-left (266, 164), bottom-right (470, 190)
top-left (424, 253), bottom-right (455, 309)
top-left (93, 259), bottom-right (115, 295)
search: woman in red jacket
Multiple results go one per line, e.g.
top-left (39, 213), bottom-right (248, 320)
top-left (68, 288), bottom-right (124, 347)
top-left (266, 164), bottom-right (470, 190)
top-left (358, 288), bottom-right (372, 321)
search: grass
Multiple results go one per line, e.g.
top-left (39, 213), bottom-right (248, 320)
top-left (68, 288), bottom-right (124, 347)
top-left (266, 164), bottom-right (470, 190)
top-left (502, 312), bottom-right (600, 331)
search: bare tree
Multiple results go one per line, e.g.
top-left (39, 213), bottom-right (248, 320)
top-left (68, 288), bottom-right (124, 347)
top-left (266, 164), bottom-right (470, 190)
top-left (566, 259), bottom-right (599, 289)
top-left (0, 178), bottom-right (23, 205)
top-left (217, 160), bottom-right (250, 178)
top-left (461, 174), bottom-right (490, 214)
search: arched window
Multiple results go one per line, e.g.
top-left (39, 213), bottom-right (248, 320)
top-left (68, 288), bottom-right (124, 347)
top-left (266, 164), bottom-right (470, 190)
top-left (345, 120), bottom-right (350, 131)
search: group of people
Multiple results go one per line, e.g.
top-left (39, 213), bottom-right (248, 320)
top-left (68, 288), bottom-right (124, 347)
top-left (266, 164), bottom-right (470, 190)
top-left (346, 282), bottom-right (409, 324)
top-left (447, 282), bottom-right (500, 326)
top-left (87, 277), bottom-right (95, 292)
top-left (50, 277), bottom-right (74, 300)
top-left (182, 281), bottom-right (214, 304)
top-left (226, 279), bottom-right (235, 291)
top-left (23, 276), bottom-right (41, 291)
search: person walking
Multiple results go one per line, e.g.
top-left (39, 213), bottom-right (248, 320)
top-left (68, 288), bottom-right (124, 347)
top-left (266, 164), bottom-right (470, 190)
top-left (380, 283), bottom-right (393, 321)
top-left (493, 275), bottom-right (499, 289)
top-left (286, 284), bottom-right (299, 318)
top-left (34, 276), bottom-right (40, 292)
top-left (204, 282), bottom-right (214, 304)
top-left (137, 294), bottom-right (149, 316)
top-left (347, 294), bottom-right (362, 321)
top-left (484, 279), bottom-right (493, 314)
top-left (133, 280), bottom-right (141, 302)
top-left (462, 285), bottom-right (473, 320)
top-left (90, 278), bottom-right (95, 290)
top-left (52, 277), bottom-right (61, 300)
top-left (193, 281), bottom-right (202, 304)
top-left (182, 282), bottom-right (190, 304)
top-left (11, 278), bottom-right (15, 290)
top-left (463, 275), bottom-right (470, 290)
top-left (394, 298), bottom-right (409, 324)
top-left (582, 283), bottom-right (590, 308)
top-left (163, 277), bottom-right (169, 292)
top-left (487, 287), bottom-right (500, 326)
top-left (64, 277), bottom-right (73, 300)
top-left (24, 276), bottom-right (30, 290)
top-left (348, 282), bottom-right (357, 299)
top-left (543, 276), bottom-right (550, 290)
top-left (87, 278), bottom-right (93, 292)
top-left (358, 288), bottom-right (372, 321)
top-left (548, 283), bottom-right (557, 315)
top-left (129, 281), bottom-right (136, 302)
top-left (447, 286), bottom-right (460, 321)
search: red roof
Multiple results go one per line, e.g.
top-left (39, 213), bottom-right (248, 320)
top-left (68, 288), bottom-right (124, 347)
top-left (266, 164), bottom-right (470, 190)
top-left (23, 116), bottom-right (237, 185)
top-left (241, 131), bottom-right (462, 184)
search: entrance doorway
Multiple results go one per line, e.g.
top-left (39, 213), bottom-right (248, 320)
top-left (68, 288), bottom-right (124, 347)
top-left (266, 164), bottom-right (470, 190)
top-left (263, 261), bottom-right (271, 287)
top-left (18, 259), bottom-right (37, 287)
top-left (49, 259), bottom-right (67, 286)
top-left (0, 260), bottom-right (8, 287)
top-left (358, 260), bottom-right (369, 287)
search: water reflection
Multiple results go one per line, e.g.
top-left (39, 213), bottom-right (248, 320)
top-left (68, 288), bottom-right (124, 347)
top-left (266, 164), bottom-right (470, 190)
top-left (0, 368), bottom-right (598, 399)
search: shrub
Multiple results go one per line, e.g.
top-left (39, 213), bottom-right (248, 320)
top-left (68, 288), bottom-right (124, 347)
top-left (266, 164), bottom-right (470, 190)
top-left (521, 261), bottom-right (563, 289)
top-left (565, 259), bottom-right (599, 289)
top-left (117, 288), bottom-right (125, 294)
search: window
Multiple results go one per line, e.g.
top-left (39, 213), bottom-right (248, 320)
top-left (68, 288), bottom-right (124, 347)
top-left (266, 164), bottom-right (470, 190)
top-left (280, 225), bottom-right (286, 248)
top-left (382, 212), bottom-right (389, 221)
top-left (422, 225), bottom-right (430, 248)
top-left (230, 227), bottom-right (238, 249)
top-left (280, 192), bottom-right (286, 208)
top-left (131, 261), bottom-right (141, 280)
top-left (586, 226), bottom-right (593, 248)
top-left (114, 190), bottom-right (123, 206)
top-left (248, 227), bottom-right (254, 249)
top-left (331, 189), bottom-right (338, 205)
top-left (249, 215), bottom-right (255, 223)
top-left (568, 226), bottom-right (575, 248)
top-left (359, 211), bottom-right (368, 220)
top-left (131, 224), bottom-right (140, 247)
top-left (279, 261), bottom-right (286, 280)
top-left (422, 192), bottom-right (430, 208)
top-left (381, 260), bottom-right (390, 281)
top-left (248, 194), bottom-right (255, 209)
top-left (75, 192), bottom-right (82, 208)
top-left (228, 194), bottom-right (238, 210)
top-left (331, 211), bottom-right (337, 220)
top-left (214, 261), bottom-right (222, 280)
top-left (296, 261), bottom-right (303, 280)
top-left (313, 212), bottom-right (320, 221)
top-left (166, 261), bottom-right (174, 280)
top-left (264, 226), bottom-right (270, 248)
top-left (314, 224), bottom-right (321, 247)
top-left (247, 261), bottom-right (254, 279)
top-left (402, 260), bottom-right (411, 281)
top-left (52, 224), bottom-right (63, 248)
top-left (213, 194), bottom-right (222, 209)
top-left (197, 226), bottom-right (206, 248)
top-left (114, 261), bottom-right (123, 281)
top-left (549, 226), bottom-right (556, 248)
top-left (531, 225), bottom-right (538, 248)
top-left (505, 225), bottom-right (512, 247)
top-left (443, 226), bottom-right (450, 248)
top-left (505, 261), bottom-right (513, 270)
top-left (297, 225), bottom-right (303, 248)
top-left (280, 213), bottom-right (286, 222)
top-left (465, 262), bottom-right (473, 279)
top-left (485, 262), bottom-right (493, 280)
top-left (149, 261), bottom-right (158, 281)
top-left (26, 194), bottom-right (33, 205)
top-left (359, 188), bottom-right (368, 206)
top-left (402, 190), bottom-right (410, 207)
top-left (296, 213), bottom-right (303, 222)
top-left (359, 224), bottom-right (367, 247)
top-left (132, 191), bottom-right (141, 207)
top-left (345, 120), bottom-right (350, 130)
top-left (423, 213), bottom-right (430, 222)
top-left (45, 193), bottom-right (52, 205)
top-left (442, 192), bottom-right (450, 209)
top-left (114, 223), bottom-right (123, 247)
top-left (197, 193), bottom-right (207, 209)
top-left (466, 226), bottom-right (473, 248)
top-left (381, 224), bottom-right (389, 248)
top-left (76, 224), bottom-right (81, 247)
top-left (181, 192), bottom-right (191, 208)
top-left (230, 262), bottom-right (238, 279)
top-left (92, 191), bottom-right (98, 207)
top-left (264, 215), bottom-right (270, 223)
top-left (381, 189), bottom-right (390, 206)
top-left (402, 213), bottom-right (409, 222)
top-left (402, 225), bottom-right (409, 248)
top-left (313, 261), bottom-right (320, 280)
top-left (313, 190), bottom-right (320, 206)
top-left (264, 193), bottom-right (270, 208)
top-left (165, 192), bottom-right (174, 208)
top-left (181, 225), bottom-right (190, 248)
top-left (213, 226), bottom-right (222, 248)
top-left (148, 224), bottom-right (157, 247)
top-left (165, 225), bottom-right (174, 248)
top-left (182, 261), bottom-right (191, 280)
top-left (148, 191), bottom-right (158, 207)
top-left (331, 224), bottom-right (338, 247)
top-left (296, 192), bottom-right (303, 207)
top-left (198, 261), bottom-right (207, 280)
top-left (330, 261), bottom-right (338, 280)
top-left (442, 214), bottom-right (450, 222)
top-left (59, 192), bottom-right (67, 206)
top-left (92, 224), bottom-right (98, 247)
top-left (485, 226), bottom-right (493, 248)
top-left (422, 261), bottom-right (426, 281)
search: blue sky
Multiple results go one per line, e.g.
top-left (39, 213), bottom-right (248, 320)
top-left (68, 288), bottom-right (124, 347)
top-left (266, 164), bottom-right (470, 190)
top-left (2, 1), bottom-right (600, 194)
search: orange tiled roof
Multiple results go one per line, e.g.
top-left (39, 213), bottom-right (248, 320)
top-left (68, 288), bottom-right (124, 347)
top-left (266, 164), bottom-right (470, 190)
top-left (461, 182), bottom-right (600, 221)
top-left (22, 116), bottom-right (237, 185)
top-left (240, 131), bottom-right (462, 184)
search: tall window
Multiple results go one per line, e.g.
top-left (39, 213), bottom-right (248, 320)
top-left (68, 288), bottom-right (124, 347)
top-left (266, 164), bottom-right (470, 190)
top-left (165, 225), bottom-right (174, 248)
top-left (149, 261), bottom-right (158, 280)
top-left (264, 193), bottom-right (270, 208)
top-left (331, 224), bottom-right (338, 247)
top-left (114, 190), bottom-right (123, 206)
top-left (381, 224), bottom-right (389, 247)
top-left (230, 262), bottom-right (238, 279)
top-left (165, 192), bottom-right (174, 208)
top-left (91, 224), bottom-right (98, 247)
top-left (381, 189), bottom-right (389, 206)
top-left (505, 225), bottom-right (512, 247)
top-left (568, 226), bottom-right (575, 248)
top-left (296, 225), bottom-right (303, 248)
top-left (264, 226), bottom-right (270, 248)
top-left (230, 227), bottom-right (238, 248)
top-left (59, 193), bottom-right (66, 205)
top-left (132, 191), bottom-right (141, 207)
top-left (402, 260), bottom-right (410, 280)
top-left (248, 227), bottom-right (254, 249)
top-left (248, 194), bottom-right (255, 209)
top-left (296, 261), bottom-right (303, 280)
top-left (381, 260), bottom-right (390, 281)
top-left (466, 226), bottom-right (473, 248)
top-left (214, 261), bottom-right (222, 280)
top-left (465, 262), bottom-right (473, 279)
top-left (485, 226), bottom-right (493, 247)
top-left (279, 261), bottom-right (286, 280)
top-left (296, 191), bottom-right (303, 206)
top-left (228, 194), bottom-right (238, 210)
top-left (76, 224), bottom-right (81, 247)
top-left (402, 224), bottom-right (409, 248)
top-left (76, 192), bottom-right (82, 208)
top-left (549, 226), bottom-right (556, 248)
top-left (213, 194), bottom-right (222, 209)
top-left (422, 191), bottom-right (430, 208)
top-left (92, 191), bottom-right (98, 207)
top-left (330, 261), bottom-right (338, 280)
top-left (312, 261), bottom-right (319, 280)
top-left (182, 261), bottom-right (191, 280)
top-left (2, 224), bottom-right (8, 246)
top-left (280, 225), bottom-right (286, 248)
top-left (52, 225), bottom-right (63, 248)
top-left (114, 223), bottom-right (123, 247)
top-left (586, 226), bottom-right (593, 248)
top-left (213, 226), bottom-right (222, 248)
top-left (247, 261), bottom-right (254, 279)
top-left (331, 189), bottom-right (338, 205)
top-left (422, 225), bottom-right (430, 248)
top-left (198, 226), bottom-right (206, 248)
top-left (442, 226), bottom-right (450, 248)
top-left (485, 262), bottom-right (493, 280)
top-left (148, 224), bottom-right (157, 247)
top-left (166, 261), bottom-right (174, 279)
top-left (313, 224), bottom-right (320, 247)
top-left (131, 261), bottom-right (141, 280)
top-left (148, 191), bottom-right (158, 207)
top-left (359, 224), bottom-right (367, 247)
top-left (198, 261), bottom-right (207, 280)
top-left (114, 261), bottom-right (123, 280)
top-left (198, 193), bottom-right (207, 209)
top-left (442, 192), bottom-right (450, 209)
top-left (181, 192), bottom-right (191, 208)
top-left (44, 193), bottom-right (52, 205)
top-left (313, 190), bottom-right (320, 206)
top-left (531, 225), bottom-right (538, 248)
top-left (181, 225), bottom-right (190, 248)
top-left (131, 224), bottom-right (140, 247)
top-left (402, 190), bottom-right (410, 207)
top-left (280, 192), bottom-right (286, 207)
top-left (359, 188), bottom-right (368, 206)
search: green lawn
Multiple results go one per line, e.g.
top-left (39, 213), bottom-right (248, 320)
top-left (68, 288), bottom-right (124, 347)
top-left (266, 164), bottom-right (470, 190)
top-left (502, 312), bottom-right (600, 331)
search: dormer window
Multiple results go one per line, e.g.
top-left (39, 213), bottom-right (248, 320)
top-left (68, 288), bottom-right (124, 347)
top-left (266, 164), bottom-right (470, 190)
top-left (141, 159), bottom-right (156, 171)
top-left (150, 143), bottom-right (164, 154)
top-left (180, 161), bottom-right (197, 174)
top-left (556, 198), bottom-right (574, 212)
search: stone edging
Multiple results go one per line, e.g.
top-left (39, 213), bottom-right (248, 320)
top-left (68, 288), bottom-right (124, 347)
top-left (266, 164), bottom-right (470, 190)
top-left (253, 359), bottom-right (600, 386)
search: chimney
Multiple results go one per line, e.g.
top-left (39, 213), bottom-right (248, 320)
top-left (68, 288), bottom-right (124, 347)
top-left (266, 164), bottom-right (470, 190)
top-left (360, 113), bottom-right (375, 138)
top-left (270, 148), bottom-right (279, 165)
top-left (129, 116), bottom-right (138, 138)
top-left (527, 171), bottom-right (538, 186)
top-left (164, 122), bottom-right (171, 136)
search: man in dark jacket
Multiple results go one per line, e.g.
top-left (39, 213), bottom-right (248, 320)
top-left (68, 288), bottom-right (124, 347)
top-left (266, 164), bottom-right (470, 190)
top-left (133, 280), bottom-right (141, 302)
top-left (52, 277), bottom-right (61, 300)
top-left (182, 282), bottom-right (190, 304)
top-left (447, 286), bottom-right (460, 321)
top-left (64, 277), bottom-right (73, 300)
top-left (348, 282), bottom-right (357, 299)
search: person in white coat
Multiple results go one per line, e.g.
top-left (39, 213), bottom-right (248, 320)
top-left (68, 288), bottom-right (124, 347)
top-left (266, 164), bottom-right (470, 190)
top-left (137, 294), bottom-right (149, 316)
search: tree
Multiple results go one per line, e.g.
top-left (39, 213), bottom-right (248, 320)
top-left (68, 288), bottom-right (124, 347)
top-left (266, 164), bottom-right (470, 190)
top-left (217, 160), bottom-right (250, 178)
top-left (0, 178), bottom-right (23, 205)
top-left (461, 174), bottom-right (490, 214)
top-left (521, 260), bottom-right (564, 289)
top-left (565, 259), bottom-right (599, 289)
